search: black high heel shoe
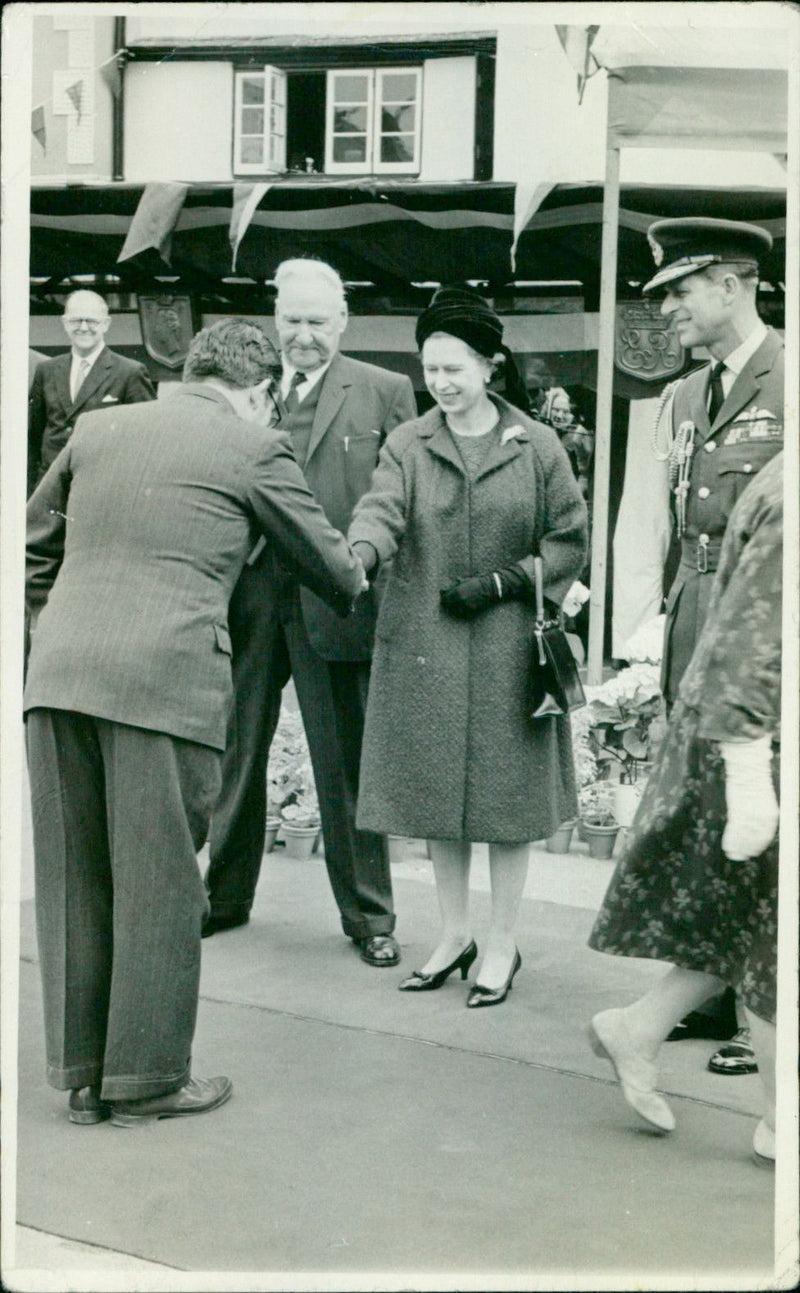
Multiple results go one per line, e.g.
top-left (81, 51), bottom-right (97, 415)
top-left (398, 940), bottom-right (478, 992)
top-left (466, 948), bottom-right (522, 1008)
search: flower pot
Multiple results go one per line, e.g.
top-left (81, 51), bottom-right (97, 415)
top-left (264, 817), bottom-right (282, 854)
top-left (546, 819), bottom-right (577, 853)
top-left (282, 823), bottom-right (321, 861)
top-left (581, 822), bottom-right (620, 860)
top-left (612, 783), bottom-right (642, 830)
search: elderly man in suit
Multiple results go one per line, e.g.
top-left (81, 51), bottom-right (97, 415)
top-left (27, 289), bottom-right (155, 496)
top-left (25, 319), bottom-right (365, 1126)
top-left (205, 259), bottom-right (417, 966)
top-left (644, 217), bottom-right (784, 1069)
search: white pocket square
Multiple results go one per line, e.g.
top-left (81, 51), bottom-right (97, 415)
top-left (101, 394), bottom-right (119, 403)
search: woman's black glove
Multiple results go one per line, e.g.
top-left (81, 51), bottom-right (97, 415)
top-left (440, 562), bottom-right (533, 619)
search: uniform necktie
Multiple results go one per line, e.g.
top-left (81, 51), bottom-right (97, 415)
top-left (73, 357), bottom-right (91, 402)
top-left (708, 360), bottom-right (726, 424)
top-left (284, 370), bottom-right (306, 414)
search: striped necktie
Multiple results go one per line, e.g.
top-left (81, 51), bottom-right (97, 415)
top-left (73, 357), bottom-right (91, 402)
top-left (284, 370), bottom-right (306, 414)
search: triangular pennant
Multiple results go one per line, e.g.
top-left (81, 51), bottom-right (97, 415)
top-left (99, 56), bottom-right (122, 100)
top-left (555, 25), bottom-right (601, 105)
top-left (510, 182), bottom-right (556, 273)
top-left (229, 183), bottom-right (272, 272)
top-left (31, 105), bottom-right (46, 152)
top-left (65, 79), bottom-right (84, 123)
top-left (118, 183), bottom-right (190, 265)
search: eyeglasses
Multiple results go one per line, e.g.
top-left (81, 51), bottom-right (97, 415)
top-left (64, 317), bottom-right (105, 327)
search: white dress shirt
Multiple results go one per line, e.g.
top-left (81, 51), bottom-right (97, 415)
top-left (70, 343), bottom-right (105, 402)
top-left (280, 358), bottom-right (332, 404)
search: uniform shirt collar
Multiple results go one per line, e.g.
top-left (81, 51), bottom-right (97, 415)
top-left (720, 320), bottom-right (768, 384)
top-left (280, 357), bottom-right (332, 402)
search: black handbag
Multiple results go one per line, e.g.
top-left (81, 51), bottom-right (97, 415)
top-left (528, 556), bottom-right (586, 719)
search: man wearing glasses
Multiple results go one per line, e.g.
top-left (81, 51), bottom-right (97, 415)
top-left (28, 290), bottom-right (156, 496)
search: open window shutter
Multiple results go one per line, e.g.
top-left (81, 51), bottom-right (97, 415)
top-left (267, 66), bottom-right (287, 172)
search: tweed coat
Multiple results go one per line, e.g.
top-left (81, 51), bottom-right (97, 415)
top-left (28, 346), bottom-right (156, 495)
top-left (24, 384), bottom-right (363, 751)
top-left (661, 327), bottom-right (783, 703)
top-left (348, 396), bottom-right (588, 843)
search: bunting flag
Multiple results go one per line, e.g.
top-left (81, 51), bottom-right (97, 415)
top-left (229, 182), bottom-right (272, 272)
top-left (555, 25), bottom-right (600, 105)
top-left (31, 105), bottom-right (46, 152)
top-left (117, 183), bottom-right (190, 265)
top-left (65, 79), bottom-right (84, 122)
top-left (99, 55), bottom-right (122, 99)
top-left (510, 182), bottom-right (556, 272)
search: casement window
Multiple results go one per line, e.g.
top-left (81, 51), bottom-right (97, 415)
top-left (324, 67), bottom-right (422, 174)
top-left (233, 66), bottom-right (287, 174)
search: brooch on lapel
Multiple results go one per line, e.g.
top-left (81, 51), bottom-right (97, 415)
top-left (501, 425), bottom-right (526, 445)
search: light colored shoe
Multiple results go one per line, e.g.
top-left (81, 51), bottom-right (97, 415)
top-left (589, 1008), bottom-right (676, 1134)
top-left (752, 1119), bottom-right (775, 1168)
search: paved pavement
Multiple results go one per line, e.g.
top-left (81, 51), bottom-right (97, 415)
top-left (7, 801), bottom-right (789, 1292)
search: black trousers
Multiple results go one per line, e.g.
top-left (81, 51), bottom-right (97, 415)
top-left (206, 557), bottom-right (394, 941)
top-left (26, 709), bottom-right (220, 1101)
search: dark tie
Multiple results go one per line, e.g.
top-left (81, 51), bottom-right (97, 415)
top-left (284, 370), bottom-right (306, 415)
top-left (708, 360), bottom-right (726, 424)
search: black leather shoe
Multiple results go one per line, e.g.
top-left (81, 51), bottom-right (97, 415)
top-left (467, 949), bottom-right (522, 1008)
top-left (110, 1076), bottom-right (233, 1126)
top-left (707, 1029), bottom-right (758, 1075)
top-left (357, 934), bottom-right (401, 966)
top-left (68, 1085), bottom-right (111, 1125)
top-left (201, 912), bottom-right (250, 939)
top-left (666, 986), bottom-right (738, 1042)
top-left (399, 940), bottom-right (478, 991)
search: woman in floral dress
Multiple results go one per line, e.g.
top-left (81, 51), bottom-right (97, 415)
top-left (587, 452), bottom-right (783, 1164)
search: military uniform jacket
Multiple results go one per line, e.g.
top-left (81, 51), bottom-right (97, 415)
top-left (661, 326), bottom-right (784, 703)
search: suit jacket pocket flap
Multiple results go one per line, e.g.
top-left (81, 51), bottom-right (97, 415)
top-left (214, 623), bottom-right (232, 655)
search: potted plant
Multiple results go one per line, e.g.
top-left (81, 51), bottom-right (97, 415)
top-left (266, 706), bottom-right (322, 860)
top-left (583, 663), bottom-right (663, 828)
top-left (577, 782), bottom-right (620, 859)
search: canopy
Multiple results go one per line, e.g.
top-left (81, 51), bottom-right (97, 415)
top-left (29, 180), bottom-right (787, 293)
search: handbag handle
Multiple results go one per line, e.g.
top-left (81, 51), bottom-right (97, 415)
top-left (533, 555), bottom-right (546, 626)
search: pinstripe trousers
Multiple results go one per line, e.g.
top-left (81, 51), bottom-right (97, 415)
top-left (26, 709), bottom-right (220, 1101)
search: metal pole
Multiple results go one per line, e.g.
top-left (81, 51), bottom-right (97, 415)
top-left (587, 144), bottom-right (620, 684)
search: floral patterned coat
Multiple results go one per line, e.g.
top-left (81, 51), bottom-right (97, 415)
top-left (589, 452), bottom-right (783, 1021)
top-left (348, 396), bottom-right (588, 843)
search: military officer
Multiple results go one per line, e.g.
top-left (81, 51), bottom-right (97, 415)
top-left (644, 216), bottom-right (784, 1070)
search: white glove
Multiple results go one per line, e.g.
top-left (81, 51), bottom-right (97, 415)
top-left (720, 735), bottom-right (779, 860)
top-left (562, 580), bottom-right (590, 618)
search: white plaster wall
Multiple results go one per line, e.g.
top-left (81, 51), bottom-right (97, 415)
top-left (124, 62), bottom-right (233, 181)
top-left (419, 57), bottom-right (476, 181)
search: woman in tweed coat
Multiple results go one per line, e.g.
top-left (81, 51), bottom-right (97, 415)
top-left (349, 289), bottom-right (587, 1006)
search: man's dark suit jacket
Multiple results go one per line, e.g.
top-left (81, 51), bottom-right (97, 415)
top-left (28, 346), bottom-right (156, 495)
top-left (281, 352), bottom-right (417, 661)
top-left (24, 384), bottom-right (363, 751)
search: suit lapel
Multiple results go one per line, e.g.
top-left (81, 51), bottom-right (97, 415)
top-left (54, 354), bottom-right (73, 415)
top-left (304, 356), bottom-right (348, 468)
top-left (419, 411), bottom-right (467, 476)
top-left (70, 347), bottom-right (111, 417)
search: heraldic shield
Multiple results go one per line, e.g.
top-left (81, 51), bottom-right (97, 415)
top-left (615, 300), bottom-right (684, 382)
top-left (138, 295), bottom-right (195, 369)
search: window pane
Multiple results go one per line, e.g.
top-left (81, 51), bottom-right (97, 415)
top-left (240, 137), bottom-right (263, 164)
top-left (382, 104), bottom-right (415, 133)
top-left (242, 108), bottom-right (264, 134)
top-left (334, 106), bottom-right (367, 134)
top-left (334, 74), bottom-right (369, 103)
top-left (333, 136), bottom-right (367, 163)
top-left (241, 77), bottom-right (264, 105)
top-left (380, 134), bottom-right (414, 163)
top-left (381, 73), bottom-right (416, 102)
